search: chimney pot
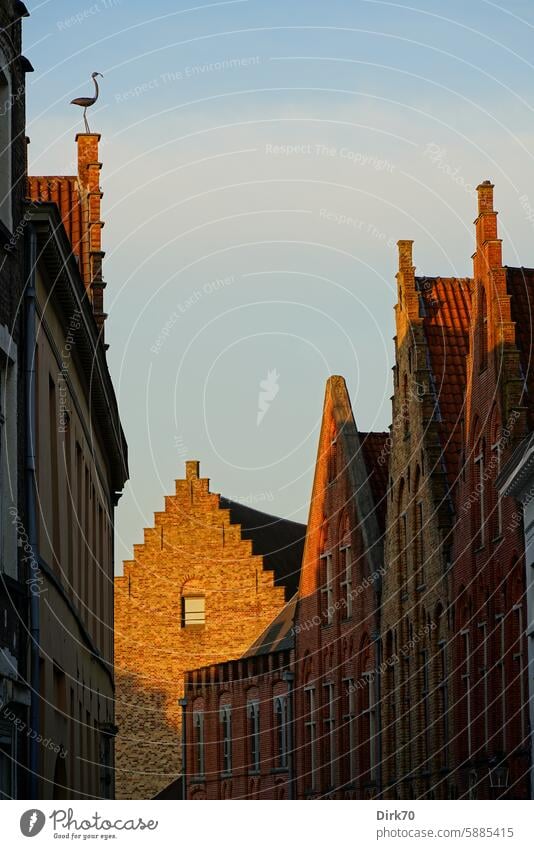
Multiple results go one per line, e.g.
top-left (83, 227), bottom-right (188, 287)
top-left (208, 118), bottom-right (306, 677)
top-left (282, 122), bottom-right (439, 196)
top-left (185, 460), bottom-right (200, 480)
top-left (476, 180), bottom-right (494, 215)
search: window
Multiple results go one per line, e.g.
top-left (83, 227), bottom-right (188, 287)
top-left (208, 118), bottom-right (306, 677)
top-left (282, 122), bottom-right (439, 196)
top-left (437, 638), bottom-right (449, 768)
top-left (343, 680), bottom-right (356, 783)
top-left (0, 50), bottom-right (12, 232)
top-left (323, 682), bottom-right (335, 788)
top-left (461, 629), bottom-right (472, 758)
top-left (273, 695), bottom-right (288, 770)
top-left (479, 285), bottom-right (488, 372)
top-left (247, 700), bottom-right (260, 774)
top-left (304, 686), bottom-right (316, 791)
top-left (320, 553), bottom-right (333, 624)
top-left (478, 622), bottom-right (489, 749)
top-left (512, 605), bottom-right (526, 741)
top-left (0, 351), bottom-right (17, 578)
top-left (491, 437), bottom-right (503, 538)
top-left (474, 441), bottom-right (485, 548)
top-left (400, 512), bottom-right (408, 594)
top-left (181, 596), bottom-right (205, 627)
top-left (496, 613), bottom-right (506, 752)
top-left (0, 720), bottom-right (15, 799)
top-left (220, 704), bottom-right (232, 775)
top-left (193, 711), bottom-right (205, 778)
top-left (362, 671), bottom-right (377, 782)
top-left (339, 545), bottom-right (352, 618)
top-left (420, 649), bottom-right (430, 762)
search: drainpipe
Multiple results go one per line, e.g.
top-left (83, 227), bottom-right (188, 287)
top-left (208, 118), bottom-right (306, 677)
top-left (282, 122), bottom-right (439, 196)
top-left (283, 670), bottom-right (295, 800)
top-left (25, 223), bottom-right (39, 799)
top-left (179, 698), bottom-right (187, 800)
top-left (373, 628), bottom-right (382, 798)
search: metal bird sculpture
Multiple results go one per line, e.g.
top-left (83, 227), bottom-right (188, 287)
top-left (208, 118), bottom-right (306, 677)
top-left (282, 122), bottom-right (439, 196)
top-left (71, 72), bottom-right (103, 133)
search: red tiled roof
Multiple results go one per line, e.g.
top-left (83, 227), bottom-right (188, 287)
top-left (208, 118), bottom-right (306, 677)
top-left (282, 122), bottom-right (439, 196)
top-left (506, 267), bottom-right (534, 426)
top-left (418, 277), bottom-right (472, 490)
top-left (359, 431), bottom-right (389, 529)
top-left (27, 176), bottom-right (89, 288)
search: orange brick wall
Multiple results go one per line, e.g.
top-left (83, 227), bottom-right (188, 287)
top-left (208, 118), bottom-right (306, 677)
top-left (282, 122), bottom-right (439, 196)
top-left (114, 461), bottom-right (289, 799)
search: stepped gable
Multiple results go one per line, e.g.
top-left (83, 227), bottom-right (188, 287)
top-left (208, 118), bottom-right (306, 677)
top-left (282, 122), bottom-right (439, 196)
top-left (417, 275), bottom-right (472, 488)
top-left (219, 498), bottom-right (305, 599)
top-left (506, 266), bottom-right (534, 425)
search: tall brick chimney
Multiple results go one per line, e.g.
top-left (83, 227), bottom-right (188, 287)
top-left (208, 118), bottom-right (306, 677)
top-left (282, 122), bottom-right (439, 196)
top-left (76, 133), bottom-right (106, 336)
top-left (396, 239), bottom-right (419, 322)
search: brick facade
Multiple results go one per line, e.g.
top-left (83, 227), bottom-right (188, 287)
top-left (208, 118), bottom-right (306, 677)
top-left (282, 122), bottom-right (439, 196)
top-left (449, 183), bottom-right (532, 799)
top-left (0, 0), bottom-right (32, 800)
top-left (181, 183), bottom-right (534, 801)
top-left (381, 243), bottom-right (471, 798)
top-left (115, 460), bottom-right (304, 799)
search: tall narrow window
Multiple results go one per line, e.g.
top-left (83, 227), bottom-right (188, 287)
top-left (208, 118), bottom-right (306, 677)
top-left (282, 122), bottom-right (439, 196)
top-left (220, 704), bottom-right (232, 775)
top-left (438, 638), bottom-right (449, 768)
top-left (478, 622), bottom-right (489, 750)
top-left (512, 604), bottom-right (526, 742)
top-left (247, 700), bottom-right (260, 774)
top-left (320, 553), bottom-right (334, 624)
top-left (400, 512), bottom-right (408, 594)
top-left (492, 437), bottom-right (503, 538)
top-left (304, 686), bottom-right (316, 791)
top-left (480, 285), bottom-right (488, 372)
top-left (339, 544), bottom-right (352, 618)
top-left (420, 649), bottom-right (430, 762)
top-left (193, 711), bottom-right (205, 778)
top-left (343, 679), bottom-right (356, 783)
top-left (49, 377), bottom-right (61, 574)
top-left (273, 696), bottom-right (288, 769)
top-left (362, 671), bottom-right (376, 782)
top-left (496, 613), bottom-right (506, 751)
top-left (461, 629), bottom-right (472, 758)
top-left (323, 682), bottom-right (335, 788)
top-left (474, 441), bottom-right (485, 548)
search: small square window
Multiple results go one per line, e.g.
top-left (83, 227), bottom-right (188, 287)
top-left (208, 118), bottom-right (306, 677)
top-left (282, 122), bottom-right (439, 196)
top-left (182, 596), bottom-right (205, 627)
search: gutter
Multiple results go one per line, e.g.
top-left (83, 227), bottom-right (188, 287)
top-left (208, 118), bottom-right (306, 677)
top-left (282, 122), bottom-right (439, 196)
top-left (179, 698), bottom-right (187, 800)
top-left (25, 223), bottom-right (39, 799)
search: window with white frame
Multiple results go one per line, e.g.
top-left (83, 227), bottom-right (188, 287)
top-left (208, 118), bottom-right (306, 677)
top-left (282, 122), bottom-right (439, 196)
top-left (320, 553), bottom-right (333, 624)
top-left (323, 682), bottom-right (335, 788)
top-left (193, 710), bottom-right (205, 778)
top-left (0, 49), bottom-right (12, 232)
top-left (339, 544), bottom-right (352, 618)
top-left (273, 695), bottom-right (288, 769)
top-left (304, 686), bottom-right (316, 791)
top-left (181, 595), bottom-right (205, 627)
top-left (247, 699), bottom-right (260, 774)
top-left (220, 704), bottom-right (232, 775)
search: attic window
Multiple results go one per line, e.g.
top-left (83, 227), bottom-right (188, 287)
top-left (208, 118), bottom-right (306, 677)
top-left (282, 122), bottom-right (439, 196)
top-left (181, 596), bottom-right (205, 627)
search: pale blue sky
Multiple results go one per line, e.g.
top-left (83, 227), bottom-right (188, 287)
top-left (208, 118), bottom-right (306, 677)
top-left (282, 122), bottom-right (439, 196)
top-left (24, 0), bottom-right (534, 564)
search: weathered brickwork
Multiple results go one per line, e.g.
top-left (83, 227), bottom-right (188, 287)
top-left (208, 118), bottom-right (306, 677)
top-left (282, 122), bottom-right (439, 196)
top-left (381, 243), bottom-right (472, 798)
top-left (450, 183), bottom-right (532, 799)
top-left (115, 460), bottom-right (304, 799)
top-left (293, 377), bottom-right (387, 799)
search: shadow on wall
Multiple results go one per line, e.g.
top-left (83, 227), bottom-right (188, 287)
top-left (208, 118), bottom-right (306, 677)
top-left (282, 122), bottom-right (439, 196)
top-left (114, 670), bottom-right (182, 800)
